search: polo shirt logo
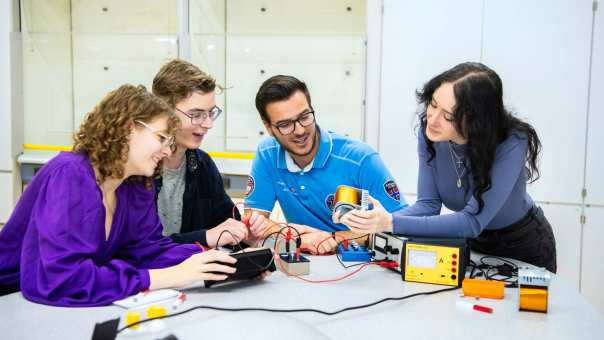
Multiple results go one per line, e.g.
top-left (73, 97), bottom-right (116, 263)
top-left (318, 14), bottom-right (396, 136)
top-left (325, 193), bottom-right (335, 211)
top-left (384, 180), bottom-right (401, 201)
top-left (245, 175), bottom-right (255, 197)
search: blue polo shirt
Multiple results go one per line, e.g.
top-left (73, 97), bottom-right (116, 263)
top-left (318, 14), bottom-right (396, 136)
top-left (245, 126), bottom-right (407, 232)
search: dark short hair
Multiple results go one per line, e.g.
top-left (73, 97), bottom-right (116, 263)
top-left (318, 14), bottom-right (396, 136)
top-left (255, 75), bottom-right (312, 122)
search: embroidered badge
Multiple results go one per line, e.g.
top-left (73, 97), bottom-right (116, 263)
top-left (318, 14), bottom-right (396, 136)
top-left (383, 180), bottom-right (401, 201)
top-left (325, 194), bottom-right (335, 211)
top-left (245, 175), bottom-right (255, 197)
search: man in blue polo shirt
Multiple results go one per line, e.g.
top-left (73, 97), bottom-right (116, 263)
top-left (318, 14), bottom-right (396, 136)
top-left (245, 75), bottom-right (407, 254)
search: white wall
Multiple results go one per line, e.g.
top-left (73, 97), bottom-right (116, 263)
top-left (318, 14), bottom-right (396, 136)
top-left (379, 0), bottom-right (482, 196)
top-left (585, 1), bottom-right (604, 207)
top-left (581, 0), bottom-right (604, 312)
top-left (0, 0), bottom-right (23, 224)
top-left (375, 0), bottom-right (603, 313)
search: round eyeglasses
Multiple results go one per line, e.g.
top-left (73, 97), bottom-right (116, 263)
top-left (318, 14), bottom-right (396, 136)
top-left (175, 106), bottom-right (222, 125)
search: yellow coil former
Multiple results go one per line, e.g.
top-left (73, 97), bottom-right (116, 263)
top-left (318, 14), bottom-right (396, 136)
top-left (335, 185), bottom-right (360, 205)
top-left (519, 287), bottom-right (548, 313)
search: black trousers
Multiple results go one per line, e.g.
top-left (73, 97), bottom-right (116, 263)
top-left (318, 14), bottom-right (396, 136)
top-left (469, 206), bottom-right (557, 273)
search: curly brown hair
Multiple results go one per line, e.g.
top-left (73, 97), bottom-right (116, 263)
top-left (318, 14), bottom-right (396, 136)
top-left (152, 59), bottom-right (222, 107)
top-left (73, 84), bottom-right (179, 185)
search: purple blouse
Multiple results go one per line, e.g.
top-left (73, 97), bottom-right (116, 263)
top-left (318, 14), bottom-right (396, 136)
top-left (0, 152), bottom-right (200, 306)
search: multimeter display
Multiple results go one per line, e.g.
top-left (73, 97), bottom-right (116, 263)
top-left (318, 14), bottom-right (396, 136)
top-left (407, 249), bottom-right (437, 268)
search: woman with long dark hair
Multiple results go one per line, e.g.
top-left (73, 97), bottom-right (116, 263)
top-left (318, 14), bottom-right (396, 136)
top-left (335, 62), bottom-right (557, 272)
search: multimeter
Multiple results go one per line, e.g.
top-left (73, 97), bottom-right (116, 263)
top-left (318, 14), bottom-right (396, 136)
top-left (401, 238), bottom-right (468, 287)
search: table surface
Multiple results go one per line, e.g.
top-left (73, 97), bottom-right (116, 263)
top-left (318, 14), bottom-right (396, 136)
top-left (1, 255), bottom-right (603, 340)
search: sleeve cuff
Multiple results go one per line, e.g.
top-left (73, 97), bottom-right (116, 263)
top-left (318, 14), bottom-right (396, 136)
top-left (169, 230), bottom-right (209, 246)
top-left (198, 230), bottom-right (208, 247)
top-left (139, 269), bottom-right (151, 290)
top-left (392, 213), bottom-right (405, 235)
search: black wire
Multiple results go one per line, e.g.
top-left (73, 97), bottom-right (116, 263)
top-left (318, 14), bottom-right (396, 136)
top-left (116, 286), bottom-right (459, 333)
top-left (214, 229), bottom-right (238, 251)
top-left (466, 255), bottom-right (519, 288)
top-left (260, 231), bottom-right (285, 248)
top-left (214, 230), bottom-right (275, 272)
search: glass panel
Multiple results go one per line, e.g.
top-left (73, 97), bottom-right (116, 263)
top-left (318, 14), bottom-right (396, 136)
top-left (21, 0), bottom-right (366, 153)
top-left (190, 0), bottom-right (367, 152)
top-left (190, 0), bottom-right (226, 34)
top-left (21, 0), bottom-right (72, 146)
top-left (72, 34), bottom-right (178, 127)
top-left (191, 34), bottom-right (227, 151)
top-left (226, 0), bottom-right (365, 34)
top-left (23, 32), bottom-right (74, 146)
top-left (72, 0), bottom-right (178, 34)
top-left (21, 0), bottom-right (179, 147)
top-left (224, 34), bottom-right (365, 151)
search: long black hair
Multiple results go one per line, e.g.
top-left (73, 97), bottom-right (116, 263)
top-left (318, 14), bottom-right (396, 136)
top-left (417, 62), bottom-right (541, 214)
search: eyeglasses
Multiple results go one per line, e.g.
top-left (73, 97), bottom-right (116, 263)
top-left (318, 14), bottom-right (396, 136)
top-left (135, 120), bottom-right (175, 148)
top-left (175, 106), bottom-right (222, 125)
top-left (271, 110), bottom-right (315, 135)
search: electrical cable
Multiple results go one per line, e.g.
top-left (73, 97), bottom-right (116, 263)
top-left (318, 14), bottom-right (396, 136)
top-left (116, 286), bottom-right (459, 334)
top-left (214, 229), bottom-right (275, 272)
top-left (466, 255), bottom-right (519, 288)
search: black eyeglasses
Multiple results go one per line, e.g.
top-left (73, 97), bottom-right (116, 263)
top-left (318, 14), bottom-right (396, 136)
top-left (271, 110), bottom-right (315, 135)
top-left (175, 106), bottom-right (222, 125)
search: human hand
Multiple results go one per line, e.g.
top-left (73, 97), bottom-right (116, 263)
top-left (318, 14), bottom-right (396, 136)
top-left (206, 218), bottom-right (249, 247)
top-left (335, 196), bottom-right (393, 234)
top-left (287, 223), bottom-right (338, 255)
top-left (174, 249), bottom-right (237, 287)
top-left (243, 211), bottom-right (270, 239)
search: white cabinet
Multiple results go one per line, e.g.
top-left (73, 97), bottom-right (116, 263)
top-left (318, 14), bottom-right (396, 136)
top-left (221, 0), bottom-right (367, 152)
top-left (585, 1), bottom-right (604, 206)
top-left (191, 34), bottom-right (227, 151)
top-left (21, 1), bottom-right (72, 147)
top-left (225, 35), bottom-right (365, 151)
top-left (71, 0), bottom-right (177, 34)
top-left (21, 1), bottom-right (180, 146)
top-left (482, 0), bottom-right (593, 205)
top-left (20, 0), bottom-right (71, 33)
top-left (72, 34), bottom-right (178, 127)
top-left (190, 0), bottom-right (226, 34)
top-left (0, 173), bottom-right (15, 224)
top-left (225, 0), bottom-right (365, 34)
top-left (380, 0), bottom-right (483, 195)
top-left (19, 1), bottom-right (367, 156)
top-left (540, 204), bottom-right (583, 290)
top-left (22, 32), bottom-right (73, 146)
top-left (581, 206), bottom-right (604, 315)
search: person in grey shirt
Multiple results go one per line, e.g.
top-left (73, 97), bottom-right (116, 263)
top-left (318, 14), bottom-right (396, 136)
top-left (335, 62), bottom-right (556, 272)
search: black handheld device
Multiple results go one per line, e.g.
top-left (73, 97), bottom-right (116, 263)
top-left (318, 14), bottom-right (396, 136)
top-left (204, 248), bottom-right (276, 288)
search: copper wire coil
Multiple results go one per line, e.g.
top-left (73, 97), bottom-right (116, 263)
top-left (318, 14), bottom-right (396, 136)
top-left (335, 185), bottom-right (360, 205)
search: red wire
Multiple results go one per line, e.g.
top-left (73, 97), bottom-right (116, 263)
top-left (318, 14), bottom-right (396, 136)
top-left (274, 237), bottom-right (379, 283)
top-left (314, 234), bottom-right (344, 254)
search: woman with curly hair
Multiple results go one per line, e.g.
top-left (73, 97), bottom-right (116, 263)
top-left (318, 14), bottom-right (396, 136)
top-left (0, 84), bottom-right (239, 305)
top-left (335, 62), bottom-right (557, 272)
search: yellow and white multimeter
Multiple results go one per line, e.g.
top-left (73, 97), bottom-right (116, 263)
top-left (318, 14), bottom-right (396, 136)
top-left (402, 240), bottom-right (468, 287)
